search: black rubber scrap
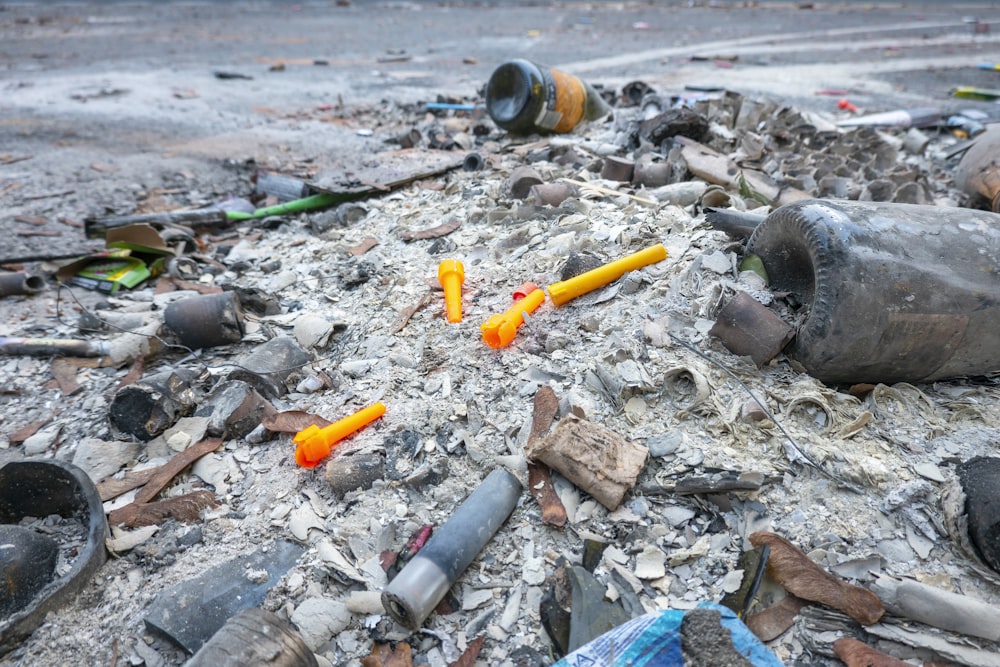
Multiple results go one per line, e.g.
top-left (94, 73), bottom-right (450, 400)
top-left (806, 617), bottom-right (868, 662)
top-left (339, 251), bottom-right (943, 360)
top-left (680, 609), bottom-right (754, 667)
top-left (957, 456), bottom-right (1000, 573)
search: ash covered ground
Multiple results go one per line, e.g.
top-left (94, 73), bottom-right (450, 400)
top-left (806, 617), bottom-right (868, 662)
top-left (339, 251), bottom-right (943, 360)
top-left (3, 2), bottom-right (1000, 666)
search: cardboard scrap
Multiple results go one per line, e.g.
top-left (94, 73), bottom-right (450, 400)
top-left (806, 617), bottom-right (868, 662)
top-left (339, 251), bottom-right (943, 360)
top-left (526, 415), bottom-right (648, 511)
top-left (57, 224), bottom-right (176, 293)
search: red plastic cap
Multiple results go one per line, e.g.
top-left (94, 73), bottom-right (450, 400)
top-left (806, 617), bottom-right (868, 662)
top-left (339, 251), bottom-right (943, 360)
top-left (512, 281), bottom-right (539, 301)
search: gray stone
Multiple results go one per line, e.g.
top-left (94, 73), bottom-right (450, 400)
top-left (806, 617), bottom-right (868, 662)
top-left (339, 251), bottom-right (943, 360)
top-left (22, 425), bottom-right (62, 456)
top-left (293, 314), bottom-right (334, 349)
top-left (325, 452), bottom-right (385, 498)
top-left (71, 437), bottom-right (141, 483)
top-left (197, 380), bottom-right (274, 439)
top-left (876, 538), bottom-right (916, 564)
top-left (291, 597), bottom-right (350, 651)
top-left (646, 431), bottom-right (683, 458)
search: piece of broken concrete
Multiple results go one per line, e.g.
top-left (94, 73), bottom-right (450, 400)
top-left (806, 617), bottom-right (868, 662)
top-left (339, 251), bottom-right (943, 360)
top-left (290, 597), bottom-right (350, 652)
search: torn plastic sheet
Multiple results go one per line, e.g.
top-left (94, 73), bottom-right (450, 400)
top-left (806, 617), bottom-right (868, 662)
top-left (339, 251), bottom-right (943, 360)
top-left (552, 602), bottom-right (783, 667)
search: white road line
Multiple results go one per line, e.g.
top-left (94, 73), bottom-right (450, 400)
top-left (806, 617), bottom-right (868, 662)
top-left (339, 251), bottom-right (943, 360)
top-left (558, 20), bottom-right (990, 72)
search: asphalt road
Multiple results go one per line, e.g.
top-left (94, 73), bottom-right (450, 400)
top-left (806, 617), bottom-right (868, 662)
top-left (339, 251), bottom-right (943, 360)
top-left (1, 1), bottom-right (1000, 259)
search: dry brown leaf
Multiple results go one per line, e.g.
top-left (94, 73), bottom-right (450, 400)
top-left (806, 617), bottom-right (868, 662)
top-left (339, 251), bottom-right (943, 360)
top-left (107, 490), bottom-right (218, 528)
top-left (90, 162), bottom-right (120, 173)
top-left (360, 641), bottom-right (414, 667)
top-left (97, 468), bottom-right (158, 502)
top-left (23, 189), bottom-right (74, 201)
top-left (448, 635), bottom-right (485, 667)
top-left (744, 594), bottom-right (809, 642)
top-left (349, 236), bottom-right (378, 256)
top-left (133, 437), bottom-right (224, 505)
top-left (833, 637), bottom-right (913, 667)
top-left (398, 218), bottom-right (460, 241)
top-left (749, 531), bottom-right (885, 625)
top-left (14, 214), bottom-right (46, 225)
top-left (262, 410), bottom-right (333, 433)
top-left (114, 356), bottom-right (146, 393)
top-left (391, 292), bottom-right (432, 334)
top-left (56, 216), bottom-right (84, 228)
top-left (97, 437), bottom-right (226, 504)
top-left (0, 182), bottom-right (22, 198)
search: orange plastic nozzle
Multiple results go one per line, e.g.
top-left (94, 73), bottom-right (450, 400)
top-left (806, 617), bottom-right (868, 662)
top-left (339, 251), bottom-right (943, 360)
top-left (547, 243), bottom-right (667, 307)
top-left (837, 98), bottom-right (858, 113)
top-left (438, 259), bottom-right (465, 323)
top-left (481, 288), bottom-right (545, 349)
top-left (293, 402), bottom-right (386, 468)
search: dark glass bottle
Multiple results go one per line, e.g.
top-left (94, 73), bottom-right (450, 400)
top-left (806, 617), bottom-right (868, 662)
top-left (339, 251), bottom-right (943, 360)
top-left (746, 199), bottom-right (1000, 384)
top-left (955, 124), bottom-right (1000, 212)
top-left (485, 59), bottom-right (610, 135)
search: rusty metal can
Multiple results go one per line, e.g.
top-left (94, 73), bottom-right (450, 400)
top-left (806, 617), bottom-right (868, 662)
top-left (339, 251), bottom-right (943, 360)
top-left (164, 291), bottom-right (245, 350)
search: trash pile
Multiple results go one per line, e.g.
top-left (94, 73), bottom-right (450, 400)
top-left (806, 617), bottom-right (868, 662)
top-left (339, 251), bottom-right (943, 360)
top-left (2, 60), bottom-right (1000, 667)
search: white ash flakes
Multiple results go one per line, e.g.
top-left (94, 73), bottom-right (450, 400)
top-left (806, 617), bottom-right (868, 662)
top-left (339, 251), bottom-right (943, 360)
top-left (3, 97), bottom-right (1000, 667)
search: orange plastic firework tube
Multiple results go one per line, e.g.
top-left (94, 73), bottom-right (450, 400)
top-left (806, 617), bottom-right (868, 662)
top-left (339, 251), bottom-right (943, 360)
top-left (294, 402), bottom-right (386, 468)
top-left (437, 260), bottom-right (465, 323)
top-left (481, 288), bottom-right (545, 349)
top-left (547, 243), bottom-right (668, 307)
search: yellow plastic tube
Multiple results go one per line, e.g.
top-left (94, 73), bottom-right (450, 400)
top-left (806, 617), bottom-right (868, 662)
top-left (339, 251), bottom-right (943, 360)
top-left (437, 260), bottom-right (465, 323)
top-left (294, 402), bottom-right (386, 468)
top-left (547, 243), bottom-right (668, 307)
top-left (481, 288), bottom-right (545, 349)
